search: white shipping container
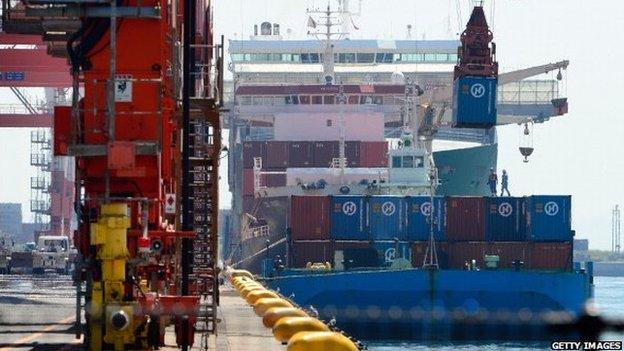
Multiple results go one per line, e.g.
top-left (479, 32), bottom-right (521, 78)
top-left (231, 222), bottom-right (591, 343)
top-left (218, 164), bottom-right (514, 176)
top-left (286, 168), bottom-right (387, 186)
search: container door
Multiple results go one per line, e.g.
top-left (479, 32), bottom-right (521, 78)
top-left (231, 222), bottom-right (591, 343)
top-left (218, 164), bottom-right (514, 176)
top-left (369, 196), bottom-right (405, 240)
top-left (330, 196), bottom-right (369, 240)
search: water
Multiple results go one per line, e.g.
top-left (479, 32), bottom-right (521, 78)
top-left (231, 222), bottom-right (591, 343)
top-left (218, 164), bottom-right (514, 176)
top-left (367, 276), bottom-right (624, 351)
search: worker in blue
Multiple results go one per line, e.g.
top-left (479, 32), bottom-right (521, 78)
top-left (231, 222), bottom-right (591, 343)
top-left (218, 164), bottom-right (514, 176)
top-left (487, 167), bottom-right (498, 196)
top-left (500, 169), bottom-right (511, 196)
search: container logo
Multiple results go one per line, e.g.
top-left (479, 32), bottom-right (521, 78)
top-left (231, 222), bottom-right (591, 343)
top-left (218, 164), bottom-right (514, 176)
top-left (544, 201), bottom-right (560, 216)
top-left (381, 201), bottom-right (396, 216)
top-left (384, 248), bottom-right (396, 263)
top-left (421, 202), bottom-right (433, 216)
top-left (470, 83), bottom-right (486, 98)
top-left (342, 201), bottom-right (358, 216)
top-left (498, 202), bottom-right (513, 217)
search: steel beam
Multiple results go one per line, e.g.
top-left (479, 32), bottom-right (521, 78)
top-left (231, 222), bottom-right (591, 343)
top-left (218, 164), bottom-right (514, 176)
top-left (0, 114), bottom-right (53, 128)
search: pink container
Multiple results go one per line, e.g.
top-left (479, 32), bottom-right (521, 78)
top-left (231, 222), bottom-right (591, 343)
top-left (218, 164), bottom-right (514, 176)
top-left (273, 112), bottom-right (385, 141)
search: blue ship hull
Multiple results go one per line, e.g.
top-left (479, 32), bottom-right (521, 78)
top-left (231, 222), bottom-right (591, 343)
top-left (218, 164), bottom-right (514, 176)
top-left (264, 268), bottom-right (593, 340)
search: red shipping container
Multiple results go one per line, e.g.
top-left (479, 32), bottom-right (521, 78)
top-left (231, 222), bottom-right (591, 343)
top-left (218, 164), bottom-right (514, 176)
top-left (448, 242), bottom-right (489, 269)
top-left (530, 242), bottom-right (572, 271)
top-left (242, 169), bottom-right (267, 196)
top-left (446, 197), bottom-right (486, 241)
top-left (411, 241), bottom-right (450, 268)
top-left (290, 240), bottom-right (333, 267)
top-left (487, 242), bottom-right (530, 268)
top-left (312, 141), bottom-right (339, 167)
top-left (360, 141), bottom-right (388, 167)
top-left (289, 141), bottom-right (313, 167)
top-left (345, 141), bottom-right (361, 167)
top-left (243, 141), bottom-right (267, 169)
top-left (266, 141), bottom-right (290, 169)
top-left (290, 196), bottom-right (331, 241)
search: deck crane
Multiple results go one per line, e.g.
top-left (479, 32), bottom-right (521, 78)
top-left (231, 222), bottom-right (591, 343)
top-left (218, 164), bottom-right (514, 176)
top-left (1, 0), bottom-right (223, 348)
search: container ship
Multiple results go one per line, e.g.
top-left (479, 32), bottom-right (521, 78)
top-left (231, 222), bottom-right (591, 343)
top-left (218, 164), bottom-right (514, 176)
top-left (224, 2), bottom-right (589, 340)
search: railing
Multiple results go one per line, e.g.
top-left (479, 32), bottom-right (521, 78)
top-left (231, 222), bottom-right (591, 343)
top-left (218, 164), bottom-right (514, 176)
top-left (0, 103), bottom-right (52, 115)
top-left (498, 79), bottom-right (560, 105)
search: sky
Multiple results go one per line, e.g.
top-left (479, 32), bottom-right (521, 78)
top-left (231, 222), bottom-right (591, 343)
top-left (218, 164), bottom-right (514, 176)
top-left (1, 0), bottom-right (624, 249)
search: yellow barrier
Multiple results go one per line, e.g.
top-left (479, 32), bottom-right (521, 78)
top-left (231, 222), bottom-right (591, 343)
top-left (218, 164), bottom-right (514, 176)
top-left (246, 290), bottom-right (279, 304)
top-left (272, 316), bottom-right (330, 343)
top-left (262, 307), bottom-right (309, 328)
top-left (253, 298), bottom-right (293, 316)
top-left (240, 285), bottom-right (266, 297)
top-left (230, 269), bottom-right (254, 279)
top-left (287, 331), bottom-right (358, 351)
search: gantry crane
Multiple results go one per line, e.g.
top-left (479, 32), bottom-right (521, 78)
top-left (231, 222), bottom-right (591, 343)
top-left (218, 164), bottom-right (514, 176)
top-left (2, 0), bottom-right (223, 348)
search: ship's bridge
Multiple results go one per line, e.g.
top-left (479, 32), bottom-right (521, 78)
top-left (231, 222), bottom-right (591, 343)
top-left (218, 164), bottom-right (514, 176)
top-left (229, 39), bottom-right (458, 85)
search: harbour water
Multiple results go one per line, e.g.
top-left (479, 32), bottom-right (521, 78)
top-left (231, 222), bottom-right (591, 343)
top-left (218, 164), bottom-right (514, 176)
top-left (367, 276), bottom-right (623, 351)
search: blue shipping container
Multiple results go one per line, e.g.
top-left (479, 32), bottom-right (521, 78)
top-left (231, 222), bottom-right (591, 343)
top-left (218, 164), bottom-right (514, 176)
top-left (452, 76), bottom-right (497, 128)
top-left (526, 195), bottom-right (572, 242)
top-left (370, 241), bottom-right (412, 266)
top-left (330, 195), bottom-right (369, 240)
top-left (369, 196), bottom-right (406, 240)
top-left (406, 196), bottom-right (446, 241)
top-left (485, 197), bottom-right (526, 241)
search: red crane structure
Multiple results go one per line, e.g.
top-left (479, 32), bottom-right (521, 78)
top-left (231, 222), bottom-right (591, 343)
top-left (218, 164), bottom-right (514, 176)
top-left (2, 0), bottom-right (223, 348)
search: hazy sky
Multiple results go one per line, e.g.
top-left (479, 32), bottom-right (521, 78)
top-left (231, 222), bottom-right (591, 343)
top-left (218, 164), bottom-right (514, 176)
top-left (1, 0), bottom-right (623, 249)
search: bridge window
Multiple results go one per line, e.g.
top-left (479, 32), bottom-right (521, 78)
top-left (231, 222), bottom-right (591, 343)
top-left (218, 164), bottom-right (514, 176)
top-left (415, 156), bottom-right (424, 167)
top-left (300, 95), bottom-right (311, 104)
top-left (338, 53), bottom-right (356, 63)
top-left (301, 53), bottom-right (320, 63)
top-left (348, 95), bottom-right (359, 104)
top-left (376, 53), bottom-right (394, 63)
top-left (312, 96), bottom-right (323, 104)
top-left (392, 156), bottom-right (402, 168)
top-left (402, 156), bottom-right (414, 168)
top-left (285, 95), bottom-right (299, 104)
top-left (424, 53), bottom-right (437, 61)
top-left (324, 95), bottom-right (335, 104)
top-left (356, 53), bottom-right (375, 63)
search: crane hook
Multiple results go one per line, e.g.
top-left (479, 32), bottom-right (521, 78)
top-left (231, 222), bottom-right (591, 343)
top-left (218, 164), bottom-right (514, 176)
top-left (556, 68), bottom-right (563, 81)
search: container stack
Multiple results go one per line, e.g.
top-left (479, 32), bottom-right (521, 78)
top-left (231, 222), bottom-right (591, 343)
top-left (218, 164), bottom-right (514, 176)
top-left (240, 140), bottom-right (388, 203)
top-left (288, 195), bottom-right (574, 271)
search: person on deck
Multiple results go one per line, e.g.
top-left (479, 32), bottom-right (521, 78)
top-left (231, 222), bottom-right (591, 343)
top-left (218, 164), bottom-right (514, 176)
top-left (487, 168), bottom-right (498, 196)
top-left (501, 169), bottom-right (511, 196)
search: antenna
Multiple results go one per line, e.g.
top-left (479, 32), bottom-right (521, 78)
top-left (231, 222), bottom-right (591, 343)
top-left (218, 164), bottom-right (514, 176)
top-left (307, 1), bottom-right (348, 84)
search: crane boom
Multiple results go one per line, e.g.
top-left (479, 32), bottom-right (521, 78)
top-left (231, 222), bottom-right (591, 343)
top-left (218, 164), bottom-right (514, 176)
top-left (498, 60), bottom-right (569, 85)
top-left (418, 60), bottom-right (570, 106)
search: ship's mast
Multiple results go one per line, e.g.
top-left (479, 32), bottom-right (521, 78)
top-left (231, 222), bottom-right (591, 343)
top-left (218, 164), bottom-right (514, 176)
top-left (307, 2), bottom-right (347, 84)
